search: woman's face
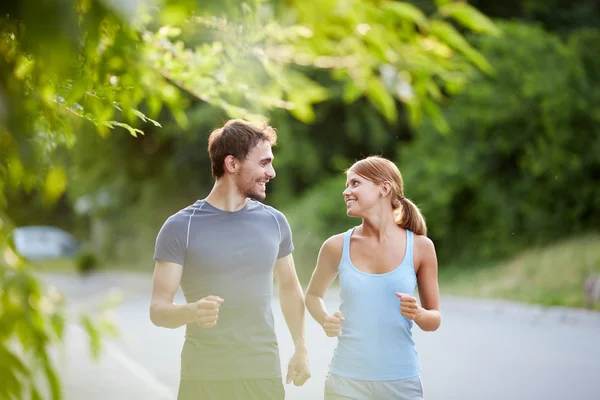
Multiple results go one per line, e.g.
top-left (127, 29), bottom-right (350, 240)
top-left (343, 171), bottom-right (382, 218)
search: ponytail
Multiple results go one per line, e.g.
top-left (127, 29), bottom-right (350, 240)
top-left (394, 197), bottom-right (427, 236)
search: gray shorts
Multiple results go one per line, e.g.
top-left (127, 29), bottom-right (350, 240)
top-left (324, 373), bottom-right (424, 400)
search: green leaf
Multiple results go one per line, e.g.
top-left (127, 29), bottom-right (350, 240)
top-left (405, 98), bottom-right (423, 126)
top-left (434, 0), bottom-right (453, 6)
top-left (43, 357), bottom-right (61, 400)
top-left (43, 167), bottom-right (68, 203)
top-left (50, 312), bottom-right (66, 339)
top-left (429, 21), bottom-right (494, 74)
top-left (366, 77), bottom-right (398, 123)
top-left (342, 81), bottom-right (363, 104)
top-left (14, 55), bottom-right (35, 80)
top-left (382, 1), bottom-right (428, 27)
top-left (31, 386), bottom-right (43, 400)
top-left (439, 3), bottom-right (502, 36)
top-left (110, 122), bottom-right (145, 137)
top-left (81, 315), bottom-right (102, 360)
top-left (288, 97), bottom-right (316, 123)
top-left (423, 98), bottom-right (450, 134)
top-left (132, 110), bottom-right (163, 127)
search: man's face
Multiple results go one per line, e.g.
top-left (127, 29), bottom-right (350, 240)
top-left (235, 140), bottom-right (276, 201)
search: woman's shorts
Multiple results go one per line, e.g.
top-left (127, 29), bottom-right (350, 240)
top-left (324, 373), bottom-right (424, 400)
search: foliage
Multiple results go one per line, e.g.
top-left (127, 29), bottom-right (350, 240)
top-left (0, 218), bottom-right (65, 399)
top-left (53, 0), bottom-right (500, 263)
top-left (398, 22), bottom-right (600, 263)
top-left (285, 21), bottom-right (600, 279)
top-left (469, 0), bottom-right (600, 34)
top-left (74, 249), bottom-right (99, 276)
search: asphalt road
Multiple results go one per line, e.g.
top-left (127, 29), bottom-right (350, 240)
top-left (46, 273), bottom-right (600, 400)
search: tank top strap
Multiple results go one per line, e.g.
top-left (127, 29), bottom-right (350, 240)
top-left (340, 227), bottom-right (355, 269)
top-left (405, 229), bottom-right (414, 266)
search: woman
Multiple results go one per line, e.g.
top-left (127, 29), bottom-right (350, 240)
top-left (305, 156), bottom-right (441, 400)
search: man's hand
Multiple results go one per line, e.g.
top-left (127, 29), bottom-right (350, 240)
top-left (323, 311), bottom-right (344, 337)
top-left (286, 348), bottom-right (311, 386)
top-left (395, 292), bottom-right (422, 321)
top-left (190, 295), bottom-right (224, 328)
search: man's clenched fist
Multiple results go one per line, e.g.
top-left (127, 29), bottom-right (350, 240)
top-left (190, 295), bottom-right (224, 328)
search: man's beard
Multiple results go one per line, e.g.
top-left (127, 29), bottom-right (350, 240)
top-left (246, 190), bottom-right (265, 201)
top-left (237, 174), bottom-right (266, 201)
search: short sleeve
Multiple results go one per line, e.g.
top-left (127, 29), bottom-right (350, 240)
top-left (276, 211), bottom-right (294, 259)
top-left (154, 215), bottom-right (187, 265)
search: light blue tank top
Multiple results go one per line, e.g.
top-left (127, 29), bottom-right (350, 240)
top-left (329, 227), bottom-right (421, 381)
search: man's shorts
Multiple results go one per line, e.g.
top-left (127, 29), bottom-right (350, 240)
top-left (324, 373), bottom-right (424, 400)
top-left (177, 378), bottom-right (285, 400)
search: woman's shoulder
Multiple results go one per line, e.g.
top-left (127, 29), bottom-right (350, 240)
top-left (319, 232), bottom-right (346, 259)
top-left (412, 233), bottom-right (437, 258)
top-left (323, 232), bottom-right (345, 250)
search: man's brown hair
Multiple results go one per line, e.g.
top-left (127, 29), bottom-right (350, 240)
top-left (207, 119), bottom-right (278, 178)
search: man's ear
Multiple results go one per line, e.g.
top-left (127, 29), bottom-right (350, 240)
top-left (224, 155), bottom-right (238, 174)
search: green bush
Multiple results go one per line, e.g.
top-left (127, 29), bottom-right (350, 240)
top-left (75, 248), bottom-right (99, 276)
top-left (398, 22), bottom-right (600, 264)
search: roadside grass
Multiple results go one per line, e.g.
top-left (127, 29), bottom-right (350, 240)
top-left (30, 258), bottom-right (77, 273)
top-left (30, 257), bottom-right (149, 275)
top-left (439, 233), bottom-right (600, 310)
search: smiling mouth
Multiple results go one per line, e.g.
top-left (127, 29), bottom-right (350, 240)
top-left (345, 199), bottom-right (356, 206)
top-left (258, 181), bottom-right (267, 189)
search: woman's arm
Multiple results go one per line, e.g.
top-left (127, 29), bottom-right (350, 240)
top-left (413, 235), bottom-right (442, 331)
top-left (305, 234), bottom-right (344, 335)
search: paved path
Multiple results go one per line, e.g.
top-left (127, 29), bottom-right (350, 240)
top-left (43, 272), bottom-right (600, 400)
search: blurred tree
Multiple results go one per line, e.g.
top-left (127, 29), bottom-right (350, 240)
top-left (286, 21), bottom-right (600, 275)
top-left (469, 0), bottom-right (600, 34)
top-left (57, 0), bottom-right (501, 263)
top-left (408, 0), bottom-right (600, 34)
top-left (397, 22), bottom-right (600, 263)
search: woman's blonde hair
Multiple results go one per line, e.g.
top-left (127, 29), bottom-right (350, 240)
top-left (348, 156), bottom-right (427, 236)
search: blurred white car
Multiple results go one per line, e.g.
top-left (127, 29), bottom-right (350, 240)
top-left (13, 226), bottom-right (80, 260)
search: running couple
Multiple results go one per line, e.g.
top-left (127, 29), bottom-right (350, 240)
top-left (150, 119), bottom-right (441, 400)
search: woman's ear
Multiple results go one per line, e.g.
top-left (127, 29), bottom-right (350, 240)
top-left (381, 181), bottom-right (393, 196)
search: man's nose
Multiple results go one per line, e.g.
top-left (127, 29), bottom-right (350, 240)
top-left (266, 166), bottom-right (276, 179)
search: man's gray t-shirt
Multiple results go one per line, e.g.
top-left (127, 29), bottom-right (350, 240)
top-left (153, 199), bottom-right (294, 380)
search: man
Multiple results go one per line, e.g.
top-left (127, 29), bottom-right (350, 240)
top-left (150, 119), bottom-right (310, 400)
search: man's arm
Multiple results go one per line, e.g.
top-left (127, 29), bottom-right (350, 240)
top-left (150, 260), bottom-right (193, 328)
top-left (274, 254), bottom-right (311, 386)
top-left (149, 260), bottom-right (223, 329)
top-left (274, 254), bottom-right (306, 351)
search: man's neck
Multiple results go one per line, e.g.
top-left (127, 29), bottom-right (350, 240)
top-left (204, 178), bottom-right (248, 212)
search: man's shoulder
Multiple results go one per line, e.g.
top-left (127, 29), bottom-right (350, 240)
top-left (162, 203), bottom-right (201, 225)
top-left (248, 200), bottom-right (287, 220)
